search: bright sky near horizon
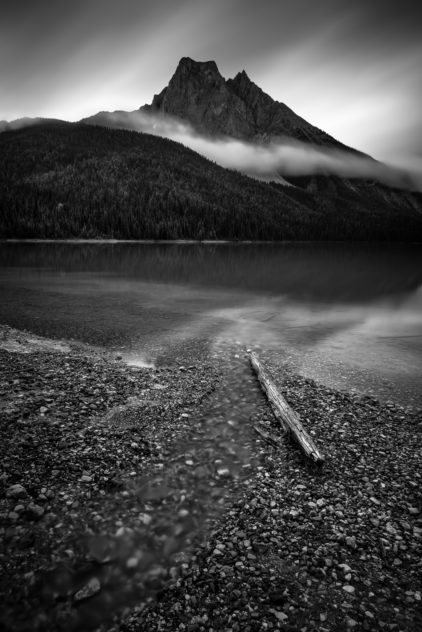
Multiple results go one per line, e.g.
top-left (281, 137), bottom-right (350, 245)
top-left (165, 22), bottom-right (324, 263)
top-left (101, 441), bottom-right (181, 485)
top-left (1, 0), bottom-right (421, 166)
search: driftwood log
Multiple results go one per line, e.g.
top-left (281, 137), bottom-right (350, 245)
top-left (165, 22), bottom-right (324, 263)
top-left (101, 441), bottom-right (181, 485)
top-left (250, 352), bottom-right (324, 465)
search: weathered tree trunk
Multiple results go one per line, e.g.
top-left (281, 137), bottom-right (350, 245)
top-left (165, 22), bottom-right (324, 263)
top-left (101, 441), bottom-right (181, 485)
top-left (250, 352), bottom-right (324, 465)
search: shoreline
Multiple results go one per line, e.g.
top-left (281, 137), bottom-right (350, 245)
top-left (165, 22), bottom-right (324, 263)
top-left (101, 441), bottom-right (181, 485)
top-left (0, 325), bottom-right (421, 631)
top-left (3, 239), bottom-right (422, 246)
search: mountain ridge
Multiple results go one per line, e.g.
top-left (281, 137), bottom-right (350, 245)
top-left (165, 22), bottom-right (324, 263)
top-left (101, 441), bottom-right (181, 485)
top-left (141, 57), bottom-right (364, 155)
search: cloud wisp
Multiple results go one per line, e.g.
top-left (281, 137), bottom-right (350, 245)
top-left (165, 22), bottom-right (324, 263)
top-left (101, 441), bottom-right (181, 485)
top-left (83, 109), bottom-right (422, 191)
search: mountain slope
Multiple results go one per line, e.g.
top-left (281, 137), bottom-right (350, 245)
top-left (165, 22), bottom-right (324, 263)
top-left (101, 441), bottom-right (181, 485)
top-left (0, 117), bottom-right (65, 133)
top-left (1, 122), bottom-right (421, 241)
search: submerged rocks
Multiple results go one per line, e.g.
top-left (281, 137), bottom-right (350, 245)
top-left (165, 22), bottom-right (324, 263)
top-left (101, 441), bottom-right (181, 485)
top-left (74, 577), bottom-right (101, 602)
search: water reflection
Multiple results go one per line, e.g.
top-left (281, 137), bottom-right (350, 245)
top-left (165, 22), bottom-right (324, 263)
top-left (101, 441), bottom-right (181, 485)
top-left (2, 241), bottom-right (421, 301)
top-left (0, 242), bottom-right (421, 405)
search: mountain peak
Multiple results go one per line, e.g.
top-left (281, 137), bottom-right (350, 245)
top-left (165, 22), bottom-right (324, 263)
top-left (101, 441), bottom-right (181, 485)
top-left (169, 57), bottom-right (223, 88)
top-left (234, 69), bottom-right (251, 82)
top-left (142, 58), bottom-right (357, 150)
top-left (145, 57), bottom-right (251, 137)
top-left (176, 57), bottom-right (220, 75)
top-left (227, 69), bottom-right (266, 102)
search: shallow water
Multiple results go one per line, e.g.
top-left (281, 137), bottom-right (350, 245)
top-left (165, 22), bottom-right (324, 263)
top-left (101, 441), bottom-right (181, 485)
top-left (0, 242), bottom-right (421, 406)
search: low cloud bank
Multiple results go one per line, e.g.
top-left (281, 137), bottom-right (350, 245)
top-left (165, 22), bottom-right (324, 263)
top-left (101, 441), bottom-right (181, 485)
top-left (83, 109), bottom-right (422, 191)
top-left (2, 110), bottom-right (420, 191)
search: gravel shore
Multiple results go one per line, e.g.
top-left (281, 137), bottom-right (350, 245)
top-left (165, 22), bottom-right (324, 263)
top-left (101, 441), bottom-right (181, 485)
top-left (0, 325), bottom-right (421, 632)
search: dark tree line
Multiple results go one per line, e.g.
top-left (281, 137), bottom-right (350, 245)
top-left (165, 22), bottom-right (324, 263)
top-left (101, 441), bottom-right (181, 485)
top-left (1, 122), bottom-right (421, 241)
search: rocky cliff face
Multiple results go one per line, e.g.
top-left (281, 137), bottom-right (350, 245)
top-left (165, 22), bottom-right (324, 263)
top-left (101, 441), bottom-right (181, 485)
top-left (143, 58), bottom-right (254, 139)
top-left (142, 57), bottom-right (356, 152)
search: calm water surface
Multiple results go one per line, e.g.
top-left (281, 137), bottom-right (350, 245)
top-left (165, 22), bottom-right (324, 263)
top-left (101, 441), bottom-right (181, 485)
top-left (1, 242), bottom-right (421, 406)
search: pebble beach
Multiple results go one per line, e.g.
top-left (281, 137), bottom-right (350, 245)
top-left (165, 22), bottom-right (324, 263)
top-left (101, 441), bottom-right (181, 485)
top-left (0, 324), bottom-right (421, 632)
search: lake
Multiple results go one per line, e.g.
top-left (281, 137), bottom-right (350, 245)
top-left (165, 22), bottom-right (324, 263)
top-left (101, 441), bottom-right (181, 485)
top-left (1, 241), bottom-right (421, 407)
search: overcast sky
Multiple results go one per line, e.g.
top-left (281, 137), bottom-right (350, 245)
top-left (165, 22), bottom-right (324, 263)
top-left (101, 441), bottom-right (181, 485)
top-left (1, 0), bottom-right (421, 163)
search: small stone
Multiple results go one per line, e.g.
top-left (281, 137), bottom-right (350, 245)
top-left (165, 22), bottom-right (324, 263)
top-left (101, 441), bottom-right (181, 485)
top-left (6, 484), bottom-right (28, 499)
top-left (74, 577), bottom-right (101, 601)
top-left (343, 585), bottom-right (355, 594)
top-left (43, 512), bottom-right (57, 525)
top-left (139, 513), bottom-right (152, 525)
top-left (339, 564), bottom-right (352, 573)
top-left (126, 557), bottom-right (139, 569)
top-left (26, 504), bottom-right (45, 520)
top-left (213, 548), bottom-right (224, 556)
top-left (40, 406), bottom-right (48, 414)
top-left (346, 536), bottom-right (357, 549)
top-left (408, 507), bottom-right (419, 515)
top-left (346, 617), bottom-right (358, 628)
top-left (269, 609), bottom-right (288, 622)
top-left (80, 475), bottom-right (92, 483)
top-left (24, 571), bottom-right (35, 585)
top-left (316, 498), bottom-right (325, 508)
top-left (370, 497), bottom-right (381, 506)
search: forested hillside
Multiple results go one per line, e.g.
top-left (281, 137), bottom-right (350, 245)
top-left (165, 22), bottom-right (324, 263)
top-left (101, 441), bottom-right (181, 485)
top-left (1, 122), bottom-right (421, 240)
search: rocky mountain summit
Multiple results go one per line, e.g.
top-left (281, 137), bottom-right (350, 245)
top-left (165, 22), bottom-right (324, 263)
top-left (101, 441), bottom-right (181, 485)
top-left (142, 57), bottom-right (357, 152)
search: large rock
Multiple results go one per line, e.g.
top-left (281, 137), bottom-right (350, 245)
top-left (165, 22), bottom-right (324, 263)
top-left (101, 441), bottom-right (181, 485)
top-left (6, 484), bottom-right (28, 499)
